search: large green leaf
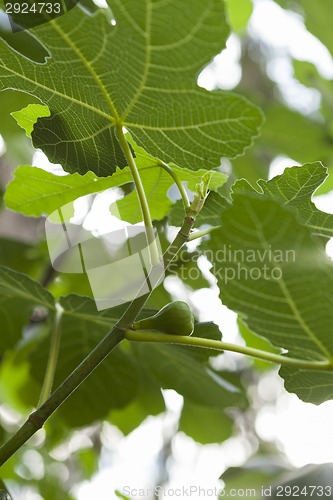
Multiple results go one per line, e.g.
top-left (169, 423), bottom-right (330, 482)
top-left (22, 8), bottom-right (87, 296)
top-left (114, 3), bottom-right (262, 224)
top-left (258, 163), bottom-right (333, 239)
top-left (4, 163), bottom-right (224, 221)
top-left (5, 165), bottom-right (124, 217)
top-left (134, 340), bottom-right (244, 411)
top-left (0, 1), bottom-right (263, 176)
top-left (0, 266), bottom-right (55, 354)
top-left (5, 141), bottom-right (226, 221)
top-left (235, 162), bottom-right (333, 239)
top-left (202, 169), bottom-right (333, 404)
top-left (29, 295), bottom-right (139, 426)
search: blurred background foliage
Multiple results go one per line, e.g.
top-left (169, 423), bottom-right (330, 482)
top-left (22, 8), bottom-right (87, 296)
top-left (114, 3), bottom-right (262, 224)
top-left (1, 0), bottom-right (333, 498)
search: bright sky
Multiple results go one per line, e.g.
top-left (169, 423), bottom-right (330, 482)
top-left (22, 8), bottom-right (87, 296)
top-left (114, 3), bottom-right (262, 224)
top-left (12, 0), bottom-right (333, 498)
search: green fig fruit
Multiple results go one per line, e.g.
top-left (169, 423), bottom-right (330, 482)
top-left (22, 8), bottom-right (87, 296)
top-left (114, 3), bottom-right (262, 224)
top-left (133, 301), bottom-right (194, 336)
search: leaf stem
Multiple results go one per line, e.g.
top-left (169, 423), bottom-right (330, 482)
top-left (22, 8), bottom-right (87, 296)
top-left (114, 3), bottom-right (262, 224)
top-left (188, 225), bottom-right (221, 241)
top-left (116, 125), bottom-right (158, 259)
top-left (159, 160), bottom-right (190, 210)
top-left (38, 305), bottom-right (63, 407)
top-left (124, 330), bottom-right (333, 370)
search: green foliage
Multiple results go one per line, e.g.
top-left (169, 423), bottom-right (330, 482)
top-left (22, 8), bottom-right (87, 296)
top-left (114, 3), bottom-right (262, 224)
top-left (296, 0), bottom-right (333, 58)
top-left (260, 105), bottom-right (333, 165)
top-left (1, 0), bottom-right (333, 494)
top-left (110, 365), bottom-right (165, 435)
top-left (0, 0), bottom-right (262, 175)
top-left (134, 341), bottom-right (245, 410)
top-left (238, 319), bottom-right (280, 371)
top-left (170, 190), bottom-right (229, 227)
top-left (236, 162), bottom-right (333, 239)
top-left (108, 147), bottom-right (227, 224)
top-left (261, 164), bottom-right (333, 235)
top-left (203, 167), bottom-right (333, 403)
top-left (0, 238), bottom-right (45, 277)
top-left (225, 0), bottom-right (253, 32)
top-left (5, 140), bottom-right (226, 221)
top-left (28, 295), bottom-right (140, 426)
top-left (179, 400), bottom-right (233, 444)
top-left (0, 91), bottom-right (36, 164)
top-left (12, 104), bottom-right (50, 138)
top-left (0, 266), bottom-right (55, 353)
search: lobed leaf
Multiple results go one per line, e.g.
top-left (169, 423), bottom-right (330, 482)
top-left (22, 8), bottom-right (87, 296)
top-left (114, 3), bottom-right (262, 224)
top-left (202, 166), bottom-right (333, 403)
top-left (0, 1), bottom-right (263, 176)
top-left (234, 162), bottom-right (333, 239)
top-left (5, 152), bottom-right (226, 222)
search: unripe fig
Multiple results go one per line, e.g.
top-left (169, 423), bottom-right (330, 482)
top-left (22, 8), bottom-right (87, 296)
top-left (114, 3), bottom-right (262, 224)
top-left (133, 301), bottom-right (194, 336)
